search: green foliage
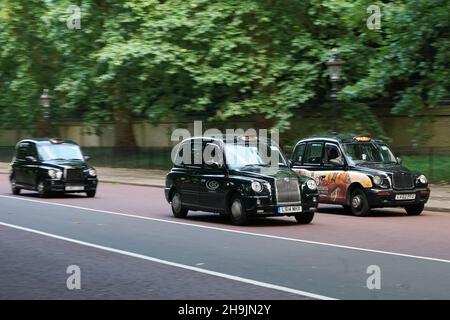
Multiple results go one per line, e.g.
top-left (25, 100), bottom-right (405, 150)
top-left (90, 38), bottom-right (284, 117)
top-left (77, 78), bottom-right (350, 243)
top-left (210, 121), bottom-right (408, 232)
top-left (0, 0), bottom-right (448, 143)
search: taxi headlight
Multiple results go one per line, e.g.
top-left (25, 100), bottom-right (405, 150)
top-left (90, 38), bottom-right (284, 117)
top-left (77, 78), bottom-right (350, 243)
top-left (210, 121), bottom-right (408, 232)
top-left (306, 179), bottom-right (317, 190)
top-left (88, 169), bottom-right (97, 177)
top-left (48, 169), bottom-right (57, 179)
top-left (418, 174), bottom-right (427, 184)
top-left (251, 181), bottom-right (263, 193)
top-left (55, 171), bottom-right (63, 179)
top-left (373, 175), bottom-right (382, 186)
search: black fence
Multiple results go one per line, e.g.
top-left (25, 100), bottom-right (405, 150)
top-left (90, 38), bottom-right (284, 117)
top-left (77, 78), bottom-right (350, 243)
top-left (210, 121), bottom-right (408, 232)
top-left (1, 146), bottom-right (449, 183)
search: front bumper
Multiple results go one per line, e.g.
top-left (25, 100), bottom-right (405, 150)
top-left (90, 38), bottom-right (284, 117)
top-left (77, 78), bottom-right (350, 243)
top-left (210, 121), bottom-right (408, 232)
top-left (243, 194), bottom-right (319, 217)
top-left (365, 187), bottom-right (430, 208)
top-left (43, 178), bottom-right (98, 192)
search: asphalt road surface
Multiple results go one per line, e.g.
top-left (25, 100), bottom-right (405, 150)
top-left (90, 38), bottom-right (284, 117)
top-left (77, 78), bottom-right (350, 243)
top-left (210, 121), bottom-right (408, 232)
top-left (1, 177), bottom-right (450, 300)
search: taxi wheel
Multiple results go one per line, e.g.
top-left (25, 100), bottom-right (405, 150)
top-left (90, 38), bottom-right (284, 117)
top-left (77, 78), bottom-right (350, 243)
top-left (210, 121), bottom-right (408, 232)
top-left (37, 180), bottom-right (49, 198)
top-left (295, 212), bottom-right (314, 224)
top-left (171, 192), bottom-right (188, 218)
top-left (350, 189), bottom-right (370, 216)
top-left (405, 203), bottom-right (424, 216)
top-left (86, 190), bottom-right (96, 198)
top-left (229, 196), bottom-right (248, 226)
top-left (11, 176), bottom-right (21, 195)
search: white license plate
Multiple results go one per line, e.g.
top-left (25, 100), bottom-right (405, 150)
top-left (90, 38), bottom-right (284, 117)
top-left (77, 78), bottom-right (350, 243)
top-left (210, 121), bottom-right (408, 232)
top-left (278, 206), bottom-right (302, 214)
top-left (395, 194), bottom-right (416, 200)
top-left (66, 186), bottom-right (84, 191)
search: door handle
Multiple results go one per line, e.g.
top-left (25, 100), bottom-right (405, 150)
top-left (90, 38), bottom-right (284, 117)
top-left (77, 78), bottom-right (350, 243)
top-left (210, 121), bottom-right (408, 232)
top-left (200, 179), bottom-right (206, 183)
top-left (180, 177), bottom-right (186, 181)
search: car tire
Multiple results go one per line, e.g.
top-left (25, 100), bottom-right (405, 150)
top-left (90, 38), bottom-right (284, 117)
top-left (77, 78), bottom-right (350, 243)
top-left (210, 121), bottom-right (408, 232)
top-left (11, 176), bottom-right (21, 195)
top-left (86, 190), bottom-right (96, 198)
top-left (405, 203), bottom-right (424, 216)
top-left (37, 180), bottom-right (49, 198)
top-left (229, 196), bottom-right (248, 226)
top-left (171, 191), bottom-right (188, 218)
top-left (350, 188), bottom-right (370, 216)
top-left (295, 212), bottom-right (314, 224)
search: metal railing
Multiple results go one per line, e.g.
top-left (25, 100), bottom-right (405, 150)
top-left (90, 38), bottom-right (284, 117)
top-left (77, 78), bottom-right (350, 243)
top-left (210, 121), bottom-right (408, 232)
top-left (1, 146), bottom-right (449, 182)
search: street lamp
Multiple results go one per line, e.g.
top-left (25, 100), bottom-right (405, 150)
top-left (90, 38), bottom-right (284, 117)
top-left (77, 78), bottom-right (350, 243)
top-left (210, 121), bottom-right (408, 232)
top-left (40, 89), bottom-right (51, 136)
top-left (326, 48), bottom-right (344, 133)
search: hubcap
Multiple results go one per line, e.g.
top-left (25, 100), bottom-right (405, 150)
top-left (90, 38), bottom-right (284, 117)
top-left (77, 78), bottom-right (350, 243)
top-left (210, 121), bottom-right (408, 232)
top-left (231, 200), bottom-right (242, 220)
top-left (172, 194), bottom-right (181, 212)
top-left (352, 195), bottom-right (362, 209)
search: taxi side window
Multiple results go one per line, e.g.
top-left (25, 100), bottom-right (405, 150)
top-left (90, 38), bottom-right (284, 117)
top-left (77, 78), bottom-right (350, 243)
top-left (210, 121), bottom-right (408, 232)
top-left (190, 139), bottom-right (203, 168)
top-left (292, 143), bottom-right (306, 165)
top-left (16, 143), bottom-right (32, 160)
top-left (174, 142), bottom-right (191, 167)
top-left (324, 143), bottom-right (343, 166)
top-left (203, 142), bottom-right (224, 169)
top-left (305, 143), bottom-right (323, 165)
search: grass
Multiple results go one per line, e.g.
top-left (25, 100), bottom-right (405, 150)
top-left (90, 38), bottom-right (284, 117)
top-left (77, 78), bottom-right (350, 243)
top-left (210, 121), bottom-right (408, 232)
top-left (402, 156), bottom-right (450, 184)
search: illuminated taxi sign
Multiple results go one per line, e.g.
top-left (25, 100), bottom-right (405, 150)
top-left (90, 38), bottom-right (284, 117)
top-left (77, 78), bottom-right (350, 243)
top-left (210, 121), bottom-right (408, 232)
top-left (239, 135), bottom-right (258, 142)
top-left (50, 138), bottom-right (65, 144)
top-left (354, 136), bottom-right (371, 142)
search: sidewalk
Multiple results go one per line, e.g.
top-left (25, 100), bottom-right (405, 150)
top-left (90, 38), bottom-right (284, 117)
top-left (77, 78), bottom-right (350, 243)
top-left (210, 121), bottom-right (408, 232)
top-left (0, 162), bottom-right (448, 212)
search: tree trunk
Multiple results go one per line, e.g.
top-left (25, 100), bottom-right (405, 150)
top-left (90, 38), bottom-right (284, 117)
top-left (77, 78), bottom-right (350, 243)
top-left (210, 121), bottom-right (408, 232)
top-left (113, 105), bottom-right (137, 148)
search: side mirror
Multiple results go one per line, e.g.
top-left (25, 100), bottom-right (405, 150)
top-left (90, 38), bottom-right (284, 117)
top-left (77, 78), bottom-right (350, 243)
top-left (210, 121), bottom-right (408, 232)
top-left (288, 160), bottom-right (293, 167)
top-left (84, 155), bottom-right (91, 161)
top-left (206, 160), bottom-right (224, 169)
top-left (25, 156), bottom-right (37, 163)
top-left (396, 157), bottom-right (402, 165)
top-left (329, 158), bottom-right (344, 166)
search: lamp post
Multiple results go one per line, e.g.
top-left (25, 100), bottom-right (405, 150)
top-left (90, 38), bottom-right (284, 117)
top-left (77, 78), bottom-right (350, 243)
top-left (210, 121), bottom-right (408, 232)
top-left (326, 48), bottom-right (344, 133)
top-left (40, 89), bottom-right (51, 137)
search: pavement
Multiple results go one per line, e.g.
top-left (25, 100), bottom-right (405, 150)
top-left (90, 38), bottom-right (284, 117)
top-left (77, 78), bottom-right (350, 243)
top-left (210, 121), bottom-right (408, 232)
top-left (0, 162), bottom-right (448, 212)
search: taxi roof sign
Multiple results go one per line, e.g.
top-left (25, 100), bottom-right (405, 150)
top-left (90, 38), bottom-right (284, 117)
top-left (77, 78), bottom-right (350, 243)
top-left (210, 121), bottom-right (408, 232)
top-left (50, 138), bottom-right (65, 144)
top-left (239, 135), bottom-right (258, 142)
top-left (354, 135), bottom-right (371, 142)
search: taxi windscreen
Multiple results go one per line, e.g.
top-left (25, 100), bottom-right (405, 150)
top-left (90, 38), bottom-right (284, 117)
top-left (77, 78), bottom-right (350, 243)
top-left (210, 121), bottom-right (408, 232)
top-left (342, 142), bottom-right (396, 164)
top-left (37, 144), bottom-right (84, 161)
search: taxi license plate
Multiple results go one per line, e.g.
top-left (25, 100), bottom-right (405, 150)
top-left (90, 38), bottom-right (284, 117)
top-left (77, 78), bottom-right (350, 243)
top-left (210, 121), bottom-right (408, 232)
top-left (66, 186), bottom-right (84, 191)
top-left (395, 194), bottom-right (416, 200)
top-left (278, 206), bottom-right (302, 214)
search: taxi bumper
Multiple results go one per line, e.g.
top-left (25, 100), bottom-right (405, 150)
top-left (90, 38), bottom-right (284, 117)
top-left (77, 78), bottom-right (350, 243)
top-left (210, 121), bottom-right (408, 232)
top-left (43, 178), bottom-right (98, 192)
top-left (365, 187), bottom-right (430, 208)
top-left (243, 194), bottom-right (319, 216)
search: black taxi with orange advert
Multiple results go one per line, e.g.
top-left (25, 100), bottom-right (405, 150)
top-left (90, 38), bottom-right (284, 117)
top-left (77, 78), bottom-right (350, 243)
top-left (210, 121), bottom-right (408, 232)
top-left (290, 135), bottom-right (430, 216)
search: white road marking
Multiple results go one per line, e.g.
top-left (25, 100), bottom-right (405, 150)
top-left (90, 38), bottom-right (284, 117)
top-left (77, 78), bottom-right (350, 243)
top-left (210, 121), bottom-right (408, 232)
top-left (0, 221), bottom-right (335, 300)
top-left (1, 194), bottom-right (450, 264)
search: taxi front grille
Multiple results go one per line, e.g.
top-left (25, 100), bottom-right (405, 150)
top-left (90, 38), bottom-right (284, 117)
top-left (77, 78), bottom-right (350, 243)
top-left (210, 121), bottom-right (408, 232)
top-left (65, 169), bottom-right (84, 182)
top-left (275, 178), bottom-right (301, 204)
top-left (392, 172), bottom-right (414, 190)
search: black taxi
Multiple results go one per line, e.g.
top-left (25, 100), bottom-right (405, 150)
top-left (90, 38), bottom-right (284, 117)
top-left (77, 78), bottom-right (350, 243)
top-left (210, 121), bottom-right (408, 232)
top-left (165, 135), bottom-right (319, 225)
top-left (10, 138), bottom-right (98, 197)
top-left (290, 135), bottom-right (430, 216)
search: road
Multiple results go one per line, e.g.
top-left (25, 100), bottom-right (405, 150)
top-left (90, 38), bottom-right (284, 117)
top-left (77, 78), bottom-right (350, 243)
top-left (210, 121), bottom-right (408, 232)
top-left (1, 177), bottom-right (450, 300)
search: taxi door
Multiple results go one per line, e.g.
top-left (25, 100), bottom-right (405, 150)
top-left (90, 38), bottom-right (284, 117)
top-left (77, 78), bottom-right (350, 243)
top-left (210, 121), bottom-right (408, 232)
top-left (291, 141), bottom-right (328, 202)
top-left (318, 143), bottom-right (348, 204)
top-left (196, 142), bottom-right (227, 211)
